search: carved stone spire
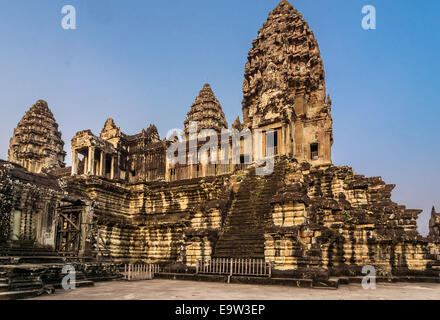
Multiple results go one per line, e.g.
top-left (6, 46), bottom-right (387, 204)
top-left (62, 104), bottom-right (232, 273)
top-left (142, 124), bottom-right (160, 144)
top-left (241, 0), bottom-right (333, 165)
top-left (184, 84), bottom-right (228, 135)
top-left (242, 0), bottom-right (326, 128)
top-left (100, 118), bottom-right (121, 140)
top-left (8, 100), bottom-right (66, 173)
top-left (231, 116), bottom-right (243, 131)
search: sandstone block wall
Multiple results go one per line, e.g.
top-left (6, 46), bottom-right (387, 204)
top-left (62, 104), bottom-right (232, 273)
top-left (264, 160), bottom-right (438, 277)
top-left (0, 161), bottom-right (62, 247)
top-left (70, 176), bottom-right (230, 264)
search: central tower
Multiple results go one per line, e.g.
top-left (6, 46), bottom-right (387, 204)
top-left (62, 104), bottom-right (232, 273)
top-left (242, 0), bottom-right (333, 165)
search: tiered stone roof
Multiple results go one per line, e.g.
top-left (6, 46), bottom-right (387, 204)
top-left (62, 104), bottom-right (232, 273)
top-left (8, 100), bottom-right (66, 173)
top-left (184, 84), bottom-right (228, 135)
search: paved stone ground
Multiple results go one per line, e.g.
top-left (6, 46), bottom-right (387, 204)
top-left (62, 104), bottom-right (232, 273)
top-left (29, 280), bottom-right (440, 300)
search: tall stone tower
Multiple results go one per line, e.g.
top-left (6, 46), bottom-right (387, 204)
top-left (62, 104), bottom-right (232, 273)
top-left (8, 100), bottom-right (66, 173)
top-left (242, 0), bottom-right (333, 164)
top-left (184, 83), bottom-right (228, 136)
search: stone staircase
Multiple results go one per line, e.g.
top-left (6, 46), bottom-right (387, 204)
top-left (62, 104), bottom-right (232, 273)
top-left (213, 159), bottom-right (286, 259)
top-left (0, 264), bottom-right (99, 300)
top-left (0, 244), bottom-right (121, 299)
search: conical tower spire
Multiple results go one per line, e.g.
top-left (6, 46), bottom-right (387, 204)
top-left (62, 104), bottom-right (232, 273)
top-left (231, 116), bottom-right (243, 131)
top-left (184, 83), bottom-right (228, 135)
top-left (242, 0), bottom-right (326, 128)
top-left (8, 100), bottom-right (66, 173)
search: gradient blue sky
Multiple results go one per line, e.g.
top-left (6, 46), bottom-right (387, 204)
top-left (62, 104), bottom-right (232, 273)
top-left (0, 0), bottom-right (438, 234)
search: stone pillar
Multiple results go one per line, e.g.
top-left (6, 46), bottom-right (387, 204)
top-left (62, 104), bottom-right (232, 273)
top-left (165, 151), bottom-right (170, 182)
top-left (324, 131), bottom-right (332, 165)
top-left (83, 154), bottom-right (88, 175)
top-left (228, 140), bottom-right (233, 173)
top-left (78, 202), bottom-right (94, 257)
top-left (293, 91), bottom-right (306, 162)
top-left (99, 151), bottom-right (105, 177)
top-left (115, 154), bottom-right (120, 180)
top-left (288, 122), bottom-right (294, 157)
top-left (72, 149), bottom-right (79, 176)
top-left (110, 155), bottom-right (115, 180)
top-left (294, 121), bottom-right (304, 162)
top-left (88, 146), bottom-right (95, 175)
top-left (252, 129), bottom-right (263, 162)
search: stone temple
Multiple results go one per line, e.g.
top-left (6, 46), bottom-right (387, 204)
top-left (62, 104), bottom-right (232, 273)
top-left (0, 1), bottom-right (439, 296)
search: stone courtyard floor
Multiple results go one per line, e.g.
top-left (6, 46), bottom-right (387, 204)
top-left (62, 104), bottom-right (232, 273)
top-left (29, 279), bottom-right (440, 300)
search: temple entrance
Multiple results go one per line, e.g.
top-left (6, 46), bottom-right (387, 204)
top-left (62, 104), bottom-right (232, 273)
top-left (55, 205), bottom-right (82, 256)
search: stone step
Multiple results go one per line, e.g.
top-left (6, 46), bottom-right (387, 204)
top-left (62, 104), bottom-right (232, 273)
top-left (8, 281), bottom-right (43, 292)
top-left (214, 160), bottom-right (287, 259)
top-left (9, 256), bottom-right (67, 264)
top-left (214, 233), bottom-right (265, 237)
top-left (86, 274), bottom-right (122, 282)
top-left (0, 289), bottom-right (42, 300)
top-left (0, 283), bottom-right (9, 292)
top-left (312, 278), bottom-right (339, 289)
top-left (214, 244), bottom-right (265, 250)
top-left (0, 248), bottom-right (58, 257)
top-left (52, 279), bottom-right (95, 290)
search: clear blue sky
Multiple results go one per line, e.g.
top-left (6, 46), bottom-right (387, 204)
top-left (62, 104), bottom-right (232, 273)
top-left (0, 0), bottom-right (438, 234)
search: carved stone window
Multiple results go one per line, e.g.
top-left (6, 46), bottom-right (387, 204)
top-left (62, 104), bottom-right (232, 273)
top-left (310, 143), bottom-right (319, 160)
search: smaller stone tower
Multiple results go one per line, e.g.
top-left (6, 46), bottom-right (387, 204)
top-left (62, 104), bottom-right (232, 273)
top-left (183, 84), bottom-right (228, 136)
top-left (8, 100), bottom-right (66, 173)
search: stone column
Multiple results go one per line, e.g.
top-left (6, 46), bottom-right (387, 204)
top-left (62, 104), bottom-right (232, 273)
top-left (323, 130), bottom-right (332, 165)
top-left (72, 149), bottom-right (79, 176)
top-left (165, 151), bottom-right (170, 181)
top-left (110, 155), bottom-right (115, 180)
top-left (294, 121), bottom-right (304, 161)
top-left (99, 151), bottom-right (105, 177)
top-left (78, 202), bottom-right (94, 257)
top-left (88, 146), bottom-right (95, 175)
top-left (83, 154), bottom-right (88, 175)
top-left (287, 123), bottom-right (294, 157)
top-left (115, 154), bottom-right (120, 180)
top-left (252, 129), bottom-right (262, 162)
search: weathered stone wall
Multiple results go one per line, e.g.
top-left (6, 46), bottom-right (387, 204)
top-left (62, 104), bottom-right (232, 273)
top-left (264, 159), bottom-right (438, 277)
top-left (0, 161), bottom-right (63, 247)
top-left (0, 169), bottom-right (13, 244)
top-left (69, 175), bottom-right (229, 264)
